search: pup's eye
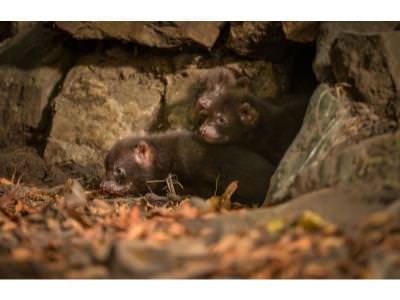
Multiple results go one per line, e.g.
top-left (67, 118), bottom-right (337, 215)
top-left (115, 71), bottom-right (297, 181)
top-left (114, 167), bottom-right (126, 182)
top-left (216, 115), bottom-right (226, 125)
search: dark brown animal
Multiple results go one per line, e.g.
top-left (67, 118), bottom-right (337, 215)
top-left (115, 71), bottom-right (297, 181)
top-left (100, 130), bottom-right (274, 206)
top-left (197, 88), bottom-right (308, 165)
top-left (196, 67), bottom-right (249, 116)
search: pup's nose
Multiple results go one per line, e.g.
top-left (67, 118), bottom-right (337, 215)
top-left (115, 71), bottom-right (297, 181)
top-left (199, 125), bottom-right (206, 135)
top-left (100, 180), bottom-right (115, 192)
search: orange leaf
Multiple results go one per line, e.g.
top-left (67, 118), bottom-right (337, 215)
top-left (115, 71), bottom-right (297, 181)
top-left (15, 200), bottom-right (23, 213)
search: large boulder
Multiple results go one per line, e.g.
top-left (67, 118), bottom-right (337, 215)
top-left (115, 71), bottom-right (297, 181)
top-left (55, 21), bottom-right (224, 50)
top-left (44, 49), bottom-right (165, 180)
top-left (313, 21), bottom-right (399, 82)
top-left (331, 31), bottom-right (400, 117)
top-left (0, 23), bottom-right (73, 147)
top-left (266, 30), bottom-right (400, 205)
top-left (0, 146), bottom-right (66, 186)
top-left (282, 21), bottom-right (319, 43)
top-left (265, 84), bottom-right (396, 205)
top-left (214, 185), bottom-right (395, 234)
top-left (267, 130), bottom-right (400, 204)
top-left (164, 66), bottom-right (208, 130)
top-left (226, 22), bottom-right (289, 61)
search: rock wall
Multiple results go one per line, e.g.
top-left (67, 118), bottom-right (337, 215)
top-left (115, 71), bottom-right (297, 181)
top-left (266, 22), bottom-right (400, 205)
top-left (2, 21), bottom-right (400, 208)
top-left (0, 21), bottom-right (316, 187)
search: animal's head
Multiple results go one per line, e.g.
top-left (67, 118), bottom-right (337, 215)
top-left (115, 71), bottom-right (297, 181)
top-left (198, 89), bottom-right (260, 144)
top-left (100, 139), bottom-right (155, 195)
top-left (196, 67), bottom-right (250, 115)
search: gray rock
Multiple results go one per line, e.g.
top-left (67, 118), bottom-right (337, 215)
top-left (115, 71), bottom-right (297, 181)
top-left (265, 84), bottom-right (395, 205)
top-left (225, 60), bottom-right (291, 99)
top-left (313, 21), bottom-right (399, 82)
top-left (0, 146), bottom-right (46, 183)
top-left (267, 30), bottom-right (400, 205)
top-left (0, 24), bottom-right (72, 146)
top-left (56, 21), bottom-right (224, 49)
top-left (113, 240), bottom-right (174, 278)
top-left (282, 21), bottom-right (320, 43)
top-left (331, 31), bottom-right (400, 117)
top-left (44, 50), bottom-right (165, 180)
top-left (0, 146), bottom-right (67, 186)
top-left (227, 21), bottom-right (288, 60)
top-left (164, 67), bottom-right (208, 129)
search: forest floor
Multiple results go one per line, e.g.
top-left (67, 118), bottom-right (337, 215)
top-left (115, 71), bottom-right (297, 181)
top-left (0, 177), bottom-right (399, 279)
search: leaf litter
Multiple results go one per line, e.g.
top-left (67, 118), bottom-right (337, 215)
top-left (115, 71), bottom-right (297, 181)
top-left (0, 178), bottom-right (399, 278)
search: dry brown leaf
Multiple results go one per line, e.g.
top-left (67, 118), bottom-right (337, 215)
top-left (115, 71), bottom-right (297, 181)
top-left (177, 201), bottom-right (201, 219)
top-left (12, 247), bottom-right (32, 262)
top-left (211, 234), bottom-right (239, 253)
top-left (150, 231), bottom-right (170, 242)
top-left (15, 200), bottom-right (23, 213)
top-left (125, 223), bottom-right (147, 239)
top-left (168, 222), bottom-right (186, 236)
top-left (0, 178), bottom-right (14, 185)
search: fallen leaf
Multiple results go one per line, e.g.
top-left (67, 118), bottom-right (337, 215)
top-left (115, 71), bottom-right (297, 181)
top-left (297, 210), bottom-right (335, 232)
top-left (266, 218), bottom-right (286, 235)
top-left (206, 181), bottom-right (238, 212)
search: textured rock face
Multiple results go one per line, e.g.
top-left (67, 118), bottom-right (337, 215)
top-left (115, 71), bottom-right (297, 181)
top-left (313, 21), bottom-right (399, 82)
top-left (0, 20), bottom-right (399, 214)
top-left (264, 24), bottom-right (400, 206)
top-left (225, 60), bottom-right (291, 99)
top-left (0, 24), bottom-right (72, 146)
top-left (331, 32), bottom-right (400, 117)
top-left (267, 131), bottom-right (400, 204)
top-left (227, 22), bottom-right (288, 61)
top-left (265, 84), bottom-right (396, 205)
top-left (0, 146), bottom-right (66, 186)
top-left (282, 22), bottom-right (319, 43)
top-left (44, 51), bottom-right (164, 179)
top-left (164, 67), bottom-right (208, 130)
top-left (56, 21), bottom-right (224, 49)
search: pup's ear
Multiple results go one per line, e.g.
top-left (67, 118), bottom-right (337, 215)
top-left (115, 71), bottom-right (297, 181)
top-left (239, 102), bottom-right (260, 126)
top-left (133, 141), bottom-right (153, 167)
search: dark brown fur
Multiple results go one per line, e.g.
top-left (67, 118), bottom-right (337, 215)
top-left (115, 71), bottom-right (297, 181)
top-left (197, 88), bottom-right (308, 165)
top-left (196, 67), bottom-right (249, 115)
top-left (100, 130), bottom-right (274, 206)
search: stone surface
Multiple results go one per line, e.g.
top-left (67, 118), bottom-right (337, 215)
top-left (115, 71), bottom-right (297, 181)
top-left (267, 30), bottom-right (400, 205)
top-left (164, 67), bottom-right (209, 130)
top-left (225, 60), bottom-right (291, 99)
top-left (56, 21), bottom-right (223, 49)
top-left (313, 21), bottom-right (399, 82)
top-left (271, 130), bottom-right (400, 203)
top-left (0, 23), bottom-right (73, 147)
top-left (0, 146), bottom-right (66, 186)
top-left (331, 31), bottom-right (400, 117)
top-left (265, 84), bottom-right (396, 205)
top-left (44, 50), bottom-right (165, 180)
top-left (220, 185), bottom-right (394, 233)
top-left (227, 22), bottom-right (288, 61)
top-left (282, 21), bottom-right (319, 43)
